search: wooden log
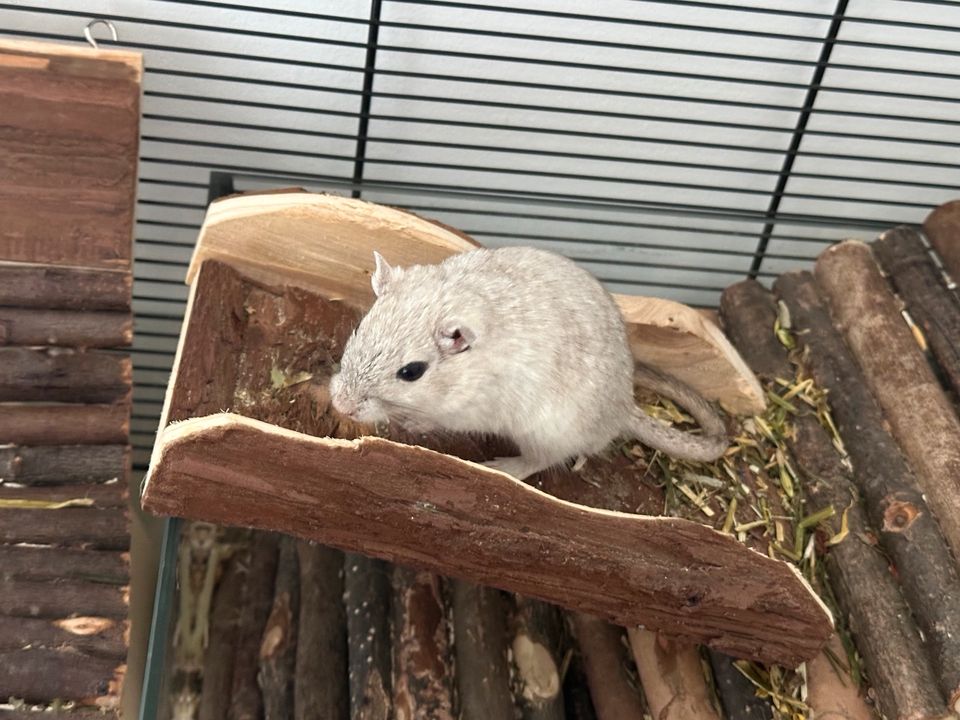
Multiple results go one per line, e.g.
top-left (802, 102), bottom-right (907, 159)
top-left (0, 39), bottom-right (140, 271)
top-left (259, 536), bottom-right (298, 720)
top-left (0, 545), bottom-right (128, 584)
top-left (707, 651), bottom-right (772, 720)
top-left (0, 578), bottom-right (127, 618)
top-left (0, 261), bottom-right (131, 311)
top-left (873, 226), bottom-right (960, 400)
top-left (0, 480), bottom-right (127, 509)
top-left (187, 191), bottom-right (762, 415)
top-left (345, 554), bottom-right (392, 720)
top-left (197, 548), bottom-right (246, 720)
top-left (392, 566), bottom-right (455, 720)
top-left (924, 199), bottom-right (960, 281)
top-left (0, 444), bottom-right (128, 485)
top-left (0, 348), bottom-right (131, 404)
top-left (0, 403), bottom-right (129, 445)
top-left (142, 413), bottom-right (833, 667)
top-left (294, 540), bottom-right (348, 720)
top-left (726, 278), bottom-right (938, 719)
top-left (805, 634), bottom-right (875, 720)
top-left (452, 581), bottom-right (515, 720)
top-left (0, 614), bottom-right (127, 660)
top-left (0, 647), bottom-right (123, 707)
top-left (227, 531), bottom-right (280, 720)
top-left (815, 240), bottom-right (960, 561)
top-left (627, 629), bottom-right (719, 720)
top-left (510, 596), bottom-right (567, 720)
top-left (562, 646), bottom-right (599, 720)
top-left (0, 307), bottom-right (131, 348)
top-left (0, 507), bottom-right (128, 550)
top-left (570, 614), bottom-right (646, 720)
top-left (775, 272), bottom-right (960, 715)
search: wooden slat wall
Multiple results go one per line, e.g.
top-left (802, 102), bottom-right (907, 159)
top-left (0, 39), bottom-right (140, 714)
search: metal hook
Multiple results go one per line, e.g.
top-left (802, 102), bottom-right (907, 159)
top-left (84, 19), bottom-right (118, 49)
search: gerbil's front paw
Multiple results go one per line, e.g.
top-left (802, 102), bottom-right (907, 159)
top-left (483, 456), bottom-right (539, 481)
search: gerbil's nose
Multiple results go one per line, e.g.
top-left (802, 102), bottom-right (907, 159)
top-left (332, 393), bottom-right (357, 417)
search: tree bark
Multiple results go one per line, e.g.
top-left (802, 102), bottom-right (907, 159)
top-left (0, 545), bottom-right (128, 584)
top-left (0, 262), bottom-right (131, 311)
top-left (774, 272), bottom-right (960, 716)
top-left (392, 565), bottom-right (455, 720)
top-left (0, 648), bottom-right (123, 707)
top-left (0, 614), bottom-right (127, 659)
top-left (0, 444), bottom-right (128, 485)
top-left (0, 307), bottom-right (132, 348)
top-left (627, 629), bottom-right (720, 720)
top-left (872, 226), bottom-right (960, 402)
top-left (143, 414), bottom-right (833, 667)
top-left (0, 578), bottom-right (127, 618)
top-left (453, 581), bottom-right (515, 720)
top-left (228, 531), bottom-right (280, 720)
top-left (0, 403), bottom-right (130, 445)
top-left (344, 553), bottom-right (392, 720)
top-left (0, 347), bottom-right (131, 404)
top-left (260, 536), bottom-right (299, 720)
top-left (294, 540), bottom-right (348, 720)
top-left (570, 613), bottom-right (646, 720)
top-left (815, 241), bottom-right (960, 561)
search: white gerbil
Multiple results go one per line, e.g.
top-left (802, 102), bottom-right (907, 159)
top-left (329, 247), bottom-right (728, 480)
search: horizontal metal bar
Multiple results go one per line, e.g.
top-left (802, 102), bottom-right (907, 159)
top-left (140, 136), bottom-right (945, 208)
top-left (142, 112), bottom-right (960, 186)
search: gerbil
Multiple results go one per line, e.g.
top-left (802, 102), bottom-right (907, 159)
top-left (329, 247), bottom-right (729, 480)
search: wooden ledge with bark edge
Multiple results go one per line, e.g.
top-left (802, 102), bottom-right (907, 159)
top-left (187, 191), bottom-right (764, 416)
top-left (141, 412), bottom-right (833, 667)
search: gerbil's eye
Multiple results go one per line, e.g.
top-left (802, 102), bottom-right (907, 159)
top-left (396, 361), bottom-right (428, 382)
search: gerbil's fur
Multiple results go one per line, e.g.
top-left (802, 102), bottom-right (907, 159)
top-left (330, 247), bottom-right (728, 480)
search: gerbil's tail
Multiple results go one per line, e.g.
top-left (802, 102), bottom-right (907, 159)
top-left (629, 362), bottom-right (729, 463)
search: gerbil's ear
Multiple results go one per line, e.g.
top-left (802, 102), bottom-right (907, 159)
top-left (371, 251), bottom-right (398, 297)
top-left (436, 321), bottom-right (475, 357)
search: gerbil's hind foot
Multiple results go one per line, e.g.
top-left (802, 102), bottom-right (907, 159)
top-left (482, 456), bottom-right (548, 481)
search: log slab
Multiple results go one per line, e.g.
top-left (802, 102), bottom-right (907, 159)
top-left (0, 577), bottom-right (128, 618)
top-left (0, 614), bottom-right (127, 660)
top-left (0, 444), bottom-right (128, 485)
top-left (0, 507), bottom-right (129, 550)
top-left (0, 403), bottom-right (130, 445)
top-left (0, 545), bottom-right (128, 584)
top-left (0, 261), bottom-right (130, 310)
top-left (0, 307), bottom-right (132, 348)
top-left (0, 647), bottom-right (123, 708)
top-left (0, 348), bottom-right (131, 404)
top-left (142, 413), bottom-right (833, 667)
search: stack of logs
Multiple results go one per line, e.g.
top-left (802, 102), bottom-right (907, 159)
top-left (151, 199), bottom-right (960, 720)
top-left (0, 39), bottom-right (141, 716)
